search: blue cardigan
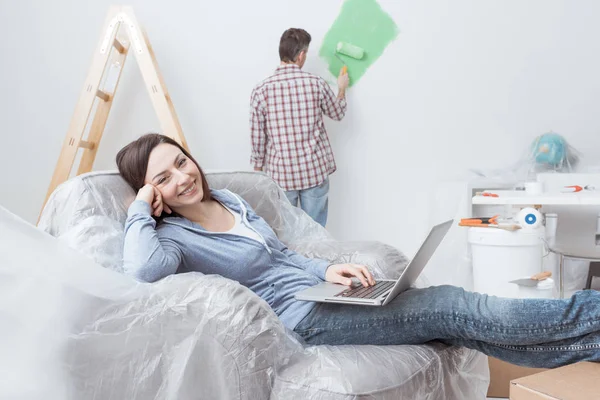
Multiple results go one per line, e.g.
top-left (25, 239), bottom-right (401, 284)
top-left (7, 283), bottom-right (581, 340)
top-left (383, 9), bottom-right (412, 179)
top-left (123, 189), bottom-right (329, 330)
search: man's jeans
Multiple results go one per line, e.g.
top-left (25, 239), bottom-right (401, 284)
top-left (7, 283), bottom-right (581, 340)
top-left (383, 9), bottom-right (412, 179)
top-left (285, 178), bottom-right (329, 227)
top-left (293, 285), bottom-right (600, 368)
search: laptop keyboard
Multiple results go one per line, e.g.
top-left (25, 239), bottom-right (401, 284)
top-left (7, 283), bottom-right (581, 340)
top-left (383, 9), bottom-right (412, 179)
top-left (334, 280), bottom-right (395, 299)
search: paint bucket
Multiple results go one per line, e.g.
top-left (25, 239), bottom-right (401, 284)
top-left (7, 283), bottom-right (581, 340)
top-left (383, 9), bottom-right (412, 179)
top-left (469, 227), bottom-right (546, 298)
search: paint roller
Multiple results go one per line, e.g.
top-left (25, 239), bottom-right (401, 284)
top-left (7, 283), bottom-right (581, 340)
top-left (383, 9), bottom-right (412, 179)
top-left (334, 41), bottom-right (365, 74)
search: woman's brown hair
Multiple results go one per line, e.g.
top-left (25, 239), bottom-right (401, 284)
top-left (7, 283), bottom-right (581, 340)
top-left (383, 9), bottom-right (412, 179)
top-left (116, 133), bottom-right (211, 204)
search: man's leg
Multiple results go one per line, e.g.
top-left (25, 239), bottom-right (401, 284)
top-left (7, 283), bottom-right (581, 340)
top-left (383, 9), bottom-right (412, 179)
top-left (293, 285), bottom-right (600, 368)
top-left (298, 178), bottom-right (329, 227)
top-left (284, 190), bottom-right (299, 207)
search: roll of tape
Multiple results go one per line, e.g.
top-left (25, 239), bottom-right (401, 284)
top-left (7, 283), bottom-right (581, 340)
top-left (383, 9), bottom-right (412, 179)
top-left (524, 181), bottom-right (544, 194)
top-left (518, 207), bottom-right (543, 229)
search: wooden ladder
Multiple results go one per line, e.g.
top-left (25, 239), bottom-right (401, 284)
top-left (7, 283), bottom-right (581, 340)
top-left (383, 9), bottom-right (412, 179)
top-left (40, 5), bottom-right (188, 220)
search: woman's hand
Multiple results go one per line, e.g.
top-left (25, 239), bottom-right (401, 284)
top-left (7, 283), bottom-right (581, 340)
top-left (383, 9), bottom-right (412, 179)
top-left (136, 184), bottom-right (172, 217)
top-left (325, 264), bottom-right (375, 287)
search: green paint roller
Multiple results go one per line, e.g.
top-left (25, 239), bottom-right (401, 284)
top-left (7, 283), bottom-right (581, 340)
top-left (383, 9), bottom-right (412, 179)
top-left (334, 41), bottom-right (365, 74)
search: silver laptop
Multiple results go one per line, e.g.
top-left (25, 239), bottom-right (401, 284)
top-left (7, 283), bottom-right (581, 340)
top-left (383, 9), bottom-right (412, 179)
top-left (294, 220), bottom-right (453, 306)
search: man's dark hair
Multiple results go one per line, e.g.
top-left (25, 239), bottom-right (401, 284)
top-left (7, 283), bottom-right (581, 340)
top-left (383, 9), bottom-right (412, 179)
top-left (279, 28), bottom-right (311, 62)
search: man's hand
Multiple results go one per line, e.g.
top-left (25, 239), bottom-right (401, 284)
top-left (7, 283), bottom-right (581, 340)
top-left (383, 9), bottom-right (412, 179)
top-left (136, 184), bottom-right (172, 217)
top-left (325, 263), bottom-right (375, 287)
top-left (337, 67), bottom-right (349, 91)
top-left (254, 166), bottom-right (263, 172)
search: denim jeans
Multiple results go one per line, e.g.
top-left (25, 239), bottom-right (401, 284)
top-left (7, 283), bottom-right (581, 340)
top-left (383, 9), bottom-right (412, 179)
top-left (285, 178), bottom-right (329, 227)
top-left (293, 285), bottom-right (600, 368)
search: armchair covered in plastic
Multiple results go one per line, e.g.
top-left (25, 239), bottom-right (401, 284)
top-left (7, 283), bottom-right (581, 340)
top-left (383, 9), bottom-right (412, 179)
top-left (1, 170), bottom-right (489, 399)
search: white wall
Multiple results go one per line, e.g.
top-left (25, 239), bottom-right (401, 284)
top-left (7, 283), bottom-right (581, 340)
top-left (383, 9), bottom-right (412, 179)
top-left (2, 0), bottom-right (600, 263)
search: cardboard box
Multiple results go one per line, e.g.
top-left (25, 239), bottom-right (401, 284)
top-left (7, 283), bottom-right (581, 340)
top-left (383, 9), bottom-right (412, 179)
top-left (510, 362), bottom-right (600, 399)
top-left (487, 357), bottom-right (547, 398)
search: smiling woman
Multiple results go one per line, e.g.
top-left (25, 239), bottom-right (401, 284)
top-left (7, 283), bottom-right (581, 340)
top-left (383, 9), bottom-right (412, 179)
top-left (114, 133), bottom-right (600, 370)
top-left (115, 132), bottom-right (375, 292)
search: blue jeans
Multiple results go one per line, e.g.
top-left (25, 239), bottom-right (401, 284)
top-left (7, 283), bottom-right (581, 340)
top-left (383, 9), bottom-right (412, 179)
top-left (285, 178), bottom-right (329, 227)
top-left (293, 285), bottom-right (600, 368)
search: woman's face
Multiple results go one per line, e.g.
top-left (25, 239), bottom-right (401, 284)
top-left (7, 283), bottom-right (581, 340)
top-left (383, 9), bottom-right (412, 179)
top-left (144, 143), bottom-right (204, 209)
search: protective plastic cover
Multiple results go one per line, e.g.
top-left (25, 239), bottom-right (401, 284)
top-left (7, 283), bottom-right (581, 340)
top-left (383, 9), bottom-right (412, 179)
top-left (1, 170), bottom-right (488, 399)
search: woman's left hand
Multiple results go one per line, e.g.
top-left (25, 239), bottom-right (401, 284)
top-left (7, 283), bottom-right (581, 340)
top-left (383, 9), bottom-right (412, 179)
top-left (325, 264), bottom-right (376, 287)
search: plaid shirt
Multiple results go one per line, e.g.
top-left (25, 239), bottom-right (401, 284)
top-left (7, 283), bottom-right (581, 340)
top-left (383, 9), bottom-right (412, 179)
top-left (250, 64), bottom-right (347, 191)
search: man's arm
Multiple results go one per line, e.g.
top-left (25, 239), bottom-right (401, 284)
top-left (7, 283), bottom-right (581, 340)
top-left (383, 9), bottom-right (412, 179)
top-left (320, 68), bottom-right (349, 121)
top-left (249, 88), bottom-right (267, 171)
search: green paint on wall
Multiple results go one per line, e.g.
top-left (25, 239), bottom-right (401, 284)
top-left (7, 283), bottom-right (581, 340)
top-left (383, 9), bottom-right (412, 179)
top-left (319, 0), bottom-right (399, 87)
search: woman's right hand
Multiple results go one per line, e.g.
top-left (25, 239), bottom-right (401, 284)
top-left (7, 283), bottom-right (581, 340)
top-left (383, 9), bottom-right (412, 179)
top-left (136, 184), bottom-right (172, 217)
top-left (325, 263), bottom-right (375, 287)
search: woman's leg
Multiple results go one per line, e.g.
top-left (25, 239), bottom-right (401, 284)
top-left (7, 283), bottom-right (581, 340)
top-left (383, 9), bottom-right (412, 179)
top-left (442, 333), bottom-right (600, 367)
top-left (293, 285), bottom-right (600, 368)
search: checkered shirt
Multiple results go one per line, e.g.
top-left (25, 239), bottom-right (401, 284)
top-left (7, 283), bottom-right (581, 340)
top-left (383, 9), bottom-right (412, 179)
top-left (250, 64), bottom-right (347, 191)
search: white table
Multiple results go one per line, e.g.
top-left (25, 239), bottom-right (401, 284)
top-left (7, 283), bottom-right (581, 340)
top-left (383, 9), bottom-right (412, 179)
top-left (472, 190), bottom-right (600, 298)
top-left (472, 190), bottom-right (600, 206)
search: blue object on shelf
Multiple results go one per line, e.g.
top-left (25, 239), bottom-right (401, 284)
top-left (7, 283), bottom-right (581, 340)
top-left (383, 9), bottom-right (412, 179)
top-left (532, 132), bottom-right (567, 167)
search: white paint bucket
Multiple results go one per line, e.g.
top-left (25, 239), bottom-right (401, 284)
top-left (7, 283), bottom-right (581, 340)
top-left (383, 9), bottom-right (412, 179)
top-left (469, 227), bottom-right (545, 298)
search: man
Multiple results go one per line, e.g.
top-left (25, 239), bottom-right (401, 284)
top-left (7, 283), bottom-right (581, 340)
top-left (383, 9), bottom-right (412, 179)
top-left (249, 28), bottom-right (349, 227)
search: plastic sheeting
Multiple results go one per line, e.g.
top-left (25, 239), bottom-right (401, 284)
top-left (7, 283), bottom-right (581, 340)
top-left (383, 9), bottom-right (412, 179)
top-left (2, 206), bottom-right (296, 400)
top-left (0, 170), bottom-right (490, 399)
top-left (469, 131), bottom-right (583, 183)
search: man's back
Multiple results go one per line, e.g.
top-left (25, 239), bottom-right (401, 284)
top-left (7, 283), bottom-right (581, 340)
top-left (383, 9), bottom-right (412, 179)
top-left (249, 27), bottom-right (349, 227)
top-left (250, 64), bottom-right (346, 192)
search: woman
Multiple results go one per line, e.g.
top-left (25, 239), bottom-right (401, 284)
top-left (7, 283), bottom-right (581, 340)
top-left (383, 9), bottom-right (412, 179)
top-left (117, 133), bottom-right (600, 368)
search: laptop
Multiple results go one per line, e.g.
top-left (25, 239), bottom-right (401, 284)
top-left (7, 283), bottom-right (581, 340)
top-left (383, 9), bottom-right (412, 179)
top-left (294, 220), bottom-right (453, 306)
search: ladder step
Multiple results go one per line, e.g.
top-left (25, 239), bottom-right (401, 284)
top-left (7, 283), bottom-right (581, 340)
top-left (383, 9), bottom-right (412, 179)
top-left (95, 89), bottom-right (110, 102)
top-left (113, 38), bottom-right (126, 54)
top-left (78, 140), bottom-right (95, 150)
